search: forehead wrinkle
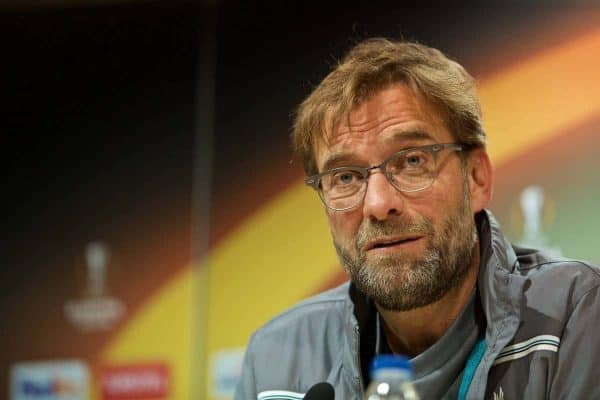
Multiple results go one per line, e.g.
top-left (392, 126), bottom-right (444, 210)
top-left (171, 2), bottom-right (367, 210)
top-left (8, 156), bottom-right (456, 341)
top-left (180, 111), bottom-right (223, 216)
top-left (327, 85), bottom-right (435, 147)
top-left (337, 84), bottom-right (426, 132)
top-left (336, 112), bottom-right (419, 136)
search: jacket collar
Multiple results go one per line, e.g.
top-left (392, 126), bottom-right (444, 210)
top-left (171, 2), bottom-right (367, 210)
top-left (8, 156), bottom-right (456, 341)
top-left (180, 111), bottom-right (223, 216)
top-left (476, 210), bottom-right (526, 333)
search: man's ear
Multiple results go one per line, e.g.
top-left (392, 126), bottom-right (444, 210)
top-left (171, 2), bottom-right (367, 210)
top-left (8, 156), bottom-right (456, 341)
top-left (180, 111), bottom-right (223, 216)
top-left (467, 148), bottom-right (493, 213)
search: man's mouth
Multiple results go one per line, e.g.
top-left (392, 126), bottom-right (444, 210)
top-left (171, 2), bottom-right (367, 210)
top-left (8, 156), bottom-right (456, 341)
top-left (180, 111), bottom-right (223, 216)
top-left (366, 236), bottom-right (424, 251)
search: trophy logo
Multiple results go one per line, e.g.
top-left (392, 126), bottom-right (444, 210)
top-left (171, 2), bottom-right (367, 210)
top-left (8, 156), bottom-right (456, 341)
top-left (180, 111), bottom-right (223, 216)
top-left (85, 242), bottom-right (108, 297)
top-left (511, 185), bottom-right (562, 257)
top-left (64, 241), bottom-right (126, 332)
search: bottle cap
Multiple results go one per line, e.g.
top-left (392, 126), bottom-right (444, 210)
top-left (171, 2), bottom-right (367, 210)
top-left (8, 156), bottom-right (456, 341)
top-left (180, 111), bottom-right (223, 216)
top-left (370, 354), bottom-right (412, 375)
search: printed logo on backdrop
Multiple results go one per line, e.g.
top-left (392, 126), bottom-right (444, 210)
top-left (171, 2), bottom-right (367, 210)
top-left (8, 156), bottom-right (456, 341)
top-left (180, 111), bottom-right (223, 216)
top-left (10, 360), bottom-right (89, 400)
top-left (211, 348), bottom-right (245, 399)
top-left (100, 362), bottom-right (169, 400)
top-left (64, 241), bottom-right (126, 331)
top-left (511, 185), bottom-right (562, 257)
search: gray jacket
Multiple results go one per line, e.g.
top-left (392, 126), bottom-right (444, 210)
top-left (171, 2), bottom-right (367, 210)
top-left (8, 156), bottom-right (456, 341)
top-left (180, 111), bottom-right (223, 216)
top-left (235, 211), bottom-right (600, 399)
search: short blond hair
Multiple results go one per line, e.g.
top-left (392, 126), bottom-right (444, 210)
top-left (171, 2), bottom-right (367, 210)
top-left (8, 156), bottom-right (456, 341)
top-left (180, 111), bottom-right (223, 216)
top-left (292, 38), bottom-right (486, 176)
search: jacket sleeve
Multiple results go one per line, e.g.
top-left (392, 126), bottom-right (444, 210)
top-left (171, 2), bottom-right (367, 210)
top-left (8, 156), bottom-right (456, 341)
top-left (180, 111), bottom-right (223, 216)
top-left (234, 340), bottom-right (258, 400)
top-left (550, 284), bottom-right (600, 399)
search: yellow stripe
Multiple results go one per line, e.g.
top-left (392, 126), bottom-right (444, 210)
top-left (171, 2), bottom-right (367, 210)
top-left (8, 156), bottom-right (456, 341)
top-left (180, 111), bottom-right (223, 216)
top-left (205, 183), bottom-right (338, 349)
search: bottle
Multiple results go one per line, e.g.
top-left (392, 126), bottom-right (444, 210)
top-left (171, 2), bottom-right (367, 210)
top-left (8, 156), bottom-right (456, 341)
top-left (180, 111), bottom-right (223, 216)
top-left (364, 354), bottom-right (420, 400)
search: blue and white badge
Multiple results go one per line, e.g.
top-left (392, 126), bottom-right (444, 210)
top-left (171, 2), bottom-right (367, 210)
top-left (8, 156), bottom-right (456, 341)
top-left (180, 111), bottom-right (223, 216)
top-left (11, 360), bottom-right (89, 400)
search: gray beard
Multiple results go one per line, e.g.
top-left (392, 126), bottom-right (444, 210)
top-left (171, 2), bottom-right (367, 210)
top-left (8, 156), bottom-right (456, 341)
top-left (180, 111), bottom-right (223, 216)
top-left (334, 190), bottom-right (477, 311)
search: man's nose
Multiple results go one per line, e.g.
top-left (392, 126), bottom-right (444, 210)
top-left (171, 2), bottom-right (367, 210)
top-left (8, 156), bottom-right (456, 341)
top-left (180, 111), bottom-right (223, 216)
top-left (362, 171), bottom-right (405, 221)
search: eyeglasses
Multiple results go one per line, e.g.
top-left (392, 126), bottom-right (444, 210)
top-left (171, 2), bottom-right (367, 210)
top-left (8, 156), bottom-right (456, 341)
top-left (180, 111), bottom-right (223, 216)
top-left (305, 143), bottom-right (465, 211)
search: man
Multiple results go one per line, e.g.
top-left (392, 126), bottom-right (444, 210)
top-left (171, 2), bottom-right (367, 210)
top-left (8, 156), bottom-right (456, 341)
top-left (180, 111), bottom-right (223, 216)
top-left (235, 38), bottom-right (600, 399)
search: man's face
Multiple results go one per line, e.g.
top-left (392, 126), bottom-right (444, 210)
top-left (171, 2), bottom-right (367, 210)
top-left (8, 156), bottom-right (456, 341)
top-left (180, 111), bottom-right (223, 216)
top-left (314, 84), bottom-right (486, 311)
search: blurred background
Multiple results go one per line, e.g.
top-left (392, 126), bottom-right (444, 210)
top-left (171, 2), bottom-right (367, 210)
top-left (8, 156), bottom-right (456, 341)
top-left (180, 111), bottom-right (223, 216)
top-left (3, 1), bottom-right (600, 399)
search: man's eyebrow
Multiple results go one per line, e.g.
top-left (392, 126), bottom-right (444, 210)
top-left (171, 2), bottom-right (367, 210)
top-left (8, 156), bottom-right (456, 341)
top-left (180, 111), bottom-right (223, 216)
top-left (384, 129), bottom-right (435, 144)
top-left (320, 152), bottom-right (359, 173)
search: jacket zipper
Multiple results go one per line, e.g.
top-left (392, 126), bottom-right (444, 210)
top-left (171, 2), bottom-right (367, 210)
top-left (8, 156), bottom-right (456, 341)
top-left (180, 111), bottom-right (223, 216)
top-left (354, 325), bottom-right (365, 395)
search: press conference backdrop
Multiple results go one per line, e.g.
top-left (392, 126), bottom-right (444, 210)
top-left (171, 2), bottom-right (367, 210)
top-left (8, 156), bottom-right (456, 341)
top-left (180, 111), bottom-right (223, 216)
top-left (204, 3), bottom-right (600, 400)
top-left (3, 2), bottom-right (600, 400)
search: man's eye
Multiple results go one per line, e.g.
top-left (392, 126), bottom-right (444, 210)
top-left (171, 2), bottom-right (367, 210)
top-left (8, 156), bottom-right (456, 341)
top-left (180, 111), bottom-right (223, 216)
top-left (332, 171), bottom-right (358, 186)
top-left (406, 154), bottom-right (425, 167)
top-left (387, 150), bottom-right (432, 175)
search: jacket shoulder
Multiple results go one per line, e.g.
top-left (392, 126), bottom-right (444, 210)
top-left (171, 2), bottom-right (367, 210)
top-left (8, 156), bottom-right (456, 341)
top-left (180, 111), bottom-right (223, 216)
top-left (514, 245), bottom-right (600, 311)
top-left (251, 281), bottom-right (351, 342)
top-left (514, 245), bottom-right (599, 277)
top-left (241, 282), bottom-right (352, 394)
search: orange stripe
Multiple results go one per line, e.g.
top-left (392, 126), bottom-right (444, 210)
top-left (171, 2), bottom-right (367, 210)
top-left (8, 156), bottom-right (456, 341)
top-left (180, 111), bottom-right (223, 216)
top-left (480, 27), bottom-right (600, 166)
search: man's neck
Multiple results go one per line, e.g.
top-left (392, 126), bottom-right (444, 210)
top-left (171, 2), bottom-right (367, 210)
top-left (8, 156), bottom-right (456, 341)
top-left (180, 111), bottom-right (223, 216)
top-left (376, 246), bottom-right (480, 358)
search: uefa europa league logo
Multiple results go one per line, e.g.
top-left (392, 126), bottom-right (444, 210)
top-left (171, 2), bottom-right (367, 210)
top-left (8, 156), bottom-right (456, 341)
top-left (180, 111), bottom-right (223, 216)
top-left (85, 241), bottom-right (109, 297)
top-left (64, 241), bottom-right (126, 332)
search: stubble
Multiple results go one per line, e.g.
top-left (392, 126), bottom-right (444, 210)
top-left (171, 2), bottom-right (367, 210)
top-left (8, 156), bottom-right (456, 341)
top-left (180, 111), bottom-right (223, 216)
top-left (334, 183), bottom-right (477, 311)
